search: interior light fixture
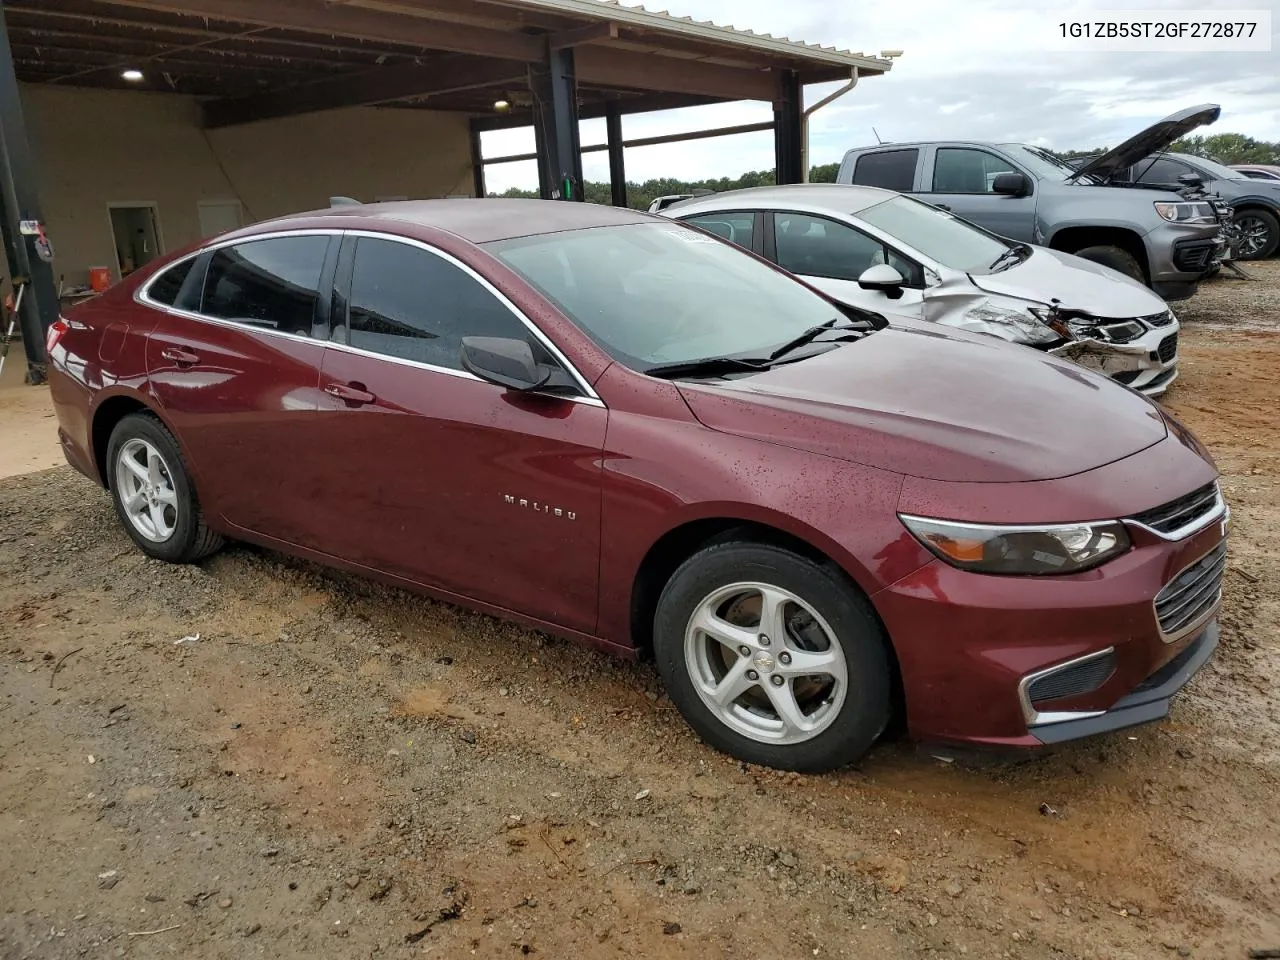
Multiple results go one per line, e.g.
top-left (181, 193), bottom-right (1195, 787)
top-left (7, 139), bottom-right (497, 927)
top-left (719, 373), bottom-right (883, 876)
top-left (122, 68), bottom-right (145, 81)
top-left (493, 99), bottom-right (511, 112)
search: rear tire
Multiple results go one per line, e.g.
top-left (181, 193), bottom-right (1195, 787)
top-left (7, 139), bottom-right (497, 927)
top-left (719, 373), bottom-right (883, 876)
top-left (106, 413), bottom-right (224, 564)
top-left (1233, 208), bottom-right (1279, 260)
top-left (1072, 245), bottom-right (1146, 283)
top-left (653, 541), bottom-right (892, 773)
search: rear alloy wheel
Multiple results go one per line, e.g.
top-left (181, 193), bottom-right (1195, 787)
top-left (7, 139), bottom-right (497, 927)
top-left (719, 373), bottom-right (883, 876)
top-left (1233, 208), bottom-right (1279, 260)
top-left (1072, 245), bottom-right (1146, 283)
top-left (106, 413), bottom-right (224, 563)
top-left (653, 542), bottom-right (892, 772)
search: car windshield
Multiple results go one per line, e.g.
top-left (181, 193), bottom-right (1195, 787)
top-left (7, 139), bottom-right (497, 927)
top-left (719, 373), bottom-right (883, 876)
top-left (857, 195), bottom-right (1013, 274)
top-left (486, 222), bottom-right (847, 371)
top-left (1184, 155), bottom-right (1250, 181)
top-left (1000, 143), bottom-right (1098, 183)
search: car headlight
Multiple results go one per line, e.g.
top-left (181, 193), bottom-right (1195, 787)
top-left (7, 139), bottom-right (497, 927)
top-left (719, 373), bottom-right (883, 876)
top-left (1154, 201), bottom-right (1217, 224)
top-left (899, 514), bottom-right (1131, 575)
top-left (960, 305), bottom-right (1059, 345)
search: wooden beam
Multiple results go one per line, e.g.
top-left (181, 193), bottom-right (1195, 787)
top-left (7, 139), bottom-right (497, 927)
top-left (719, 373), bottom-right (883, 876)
top-left (548, 22), bottom-right (618, 50)
top-left (471, 91), bottom-right (724, 131)
top-left (482, 120), bottom-right (775, 164)
top-left (202, 55), bottom-right (524, 127)
top-left (95, 0), bottom-right (545, 61)
top-left (574, 45), bottom-right (775, 102)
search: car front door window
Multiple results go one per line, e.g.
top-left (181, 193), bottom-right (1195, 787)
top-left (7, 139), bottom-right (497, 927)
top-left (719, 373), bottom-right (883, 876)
top-left (932, 148), bottom-right (1018, 194)
top-left (340, 237), bottom-right (536, 371)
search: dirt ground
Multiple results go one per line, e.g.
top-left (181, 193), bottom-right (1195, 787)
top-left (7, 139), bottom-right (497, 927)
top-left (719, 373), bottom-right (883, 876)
top-left (1, 263), bottom-right (1278, 960)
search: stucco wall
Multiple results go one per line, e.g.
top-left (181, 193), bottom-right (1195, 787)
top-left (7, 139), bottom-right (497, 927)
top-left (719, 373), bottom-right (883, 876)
top-left (21, 84), bottom-right (474, 285)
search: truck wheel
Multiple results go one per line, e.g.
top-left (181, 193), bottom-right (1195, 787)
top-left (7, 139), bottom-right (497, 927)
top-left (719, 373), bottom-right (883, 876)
top-left (1233, 208), bottom-right (1279, 260)
top-left (1073, 246), bottom-right (1146, 283)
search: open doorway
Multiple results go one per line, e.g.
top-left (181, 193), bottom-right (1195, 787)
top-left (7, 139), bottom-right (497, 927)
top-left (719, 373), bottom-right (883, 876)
top-left (108, 203), bottom-right (162, 279)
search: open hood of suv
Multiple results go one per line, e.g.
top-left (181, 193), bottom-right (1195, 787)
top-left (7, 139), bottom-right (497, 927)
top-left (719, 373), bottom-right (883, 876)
top-left (1071, 104), bottom-right (1221, 182)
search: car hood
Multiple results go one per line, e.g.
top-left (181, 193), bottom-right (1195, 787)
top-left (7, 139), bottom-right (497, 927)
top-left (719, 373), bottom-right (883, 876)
top-left (1071, 104), bottom-right (1221, 182)
top-left (968, 246), bottom-right (1169, 318)
top-left (676, 324), bottom-right (1167, 483)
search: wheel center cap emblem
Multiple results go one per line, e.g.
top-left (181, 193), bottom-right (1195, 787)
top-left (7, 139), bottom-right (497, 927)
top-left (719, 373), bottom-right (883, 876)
top-left (753, 652), bottom-right (775, 673)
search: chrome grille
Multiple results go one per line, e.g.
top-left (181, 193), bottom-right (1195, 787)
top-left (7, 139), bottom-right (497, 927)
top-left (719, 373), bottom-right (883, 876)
top-left (1145, 310), bottom-right (1175, 328)
top-left (1157, 333), bottom-right (1178, 362)
top-left (1026, 650), bottom-right (1116, 704)
top-left (1130, 482), bottom-right (1220, 537)
top-left (1154, 542), bottom-right (1227, 640)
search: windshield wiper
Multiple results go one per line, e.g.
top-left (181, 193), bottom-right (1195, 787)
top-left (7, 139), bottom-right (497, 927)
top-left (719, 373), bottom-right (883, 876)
top-left (766, 317), bottom-right (865, 362)
top-left (645, 356), bottom-right (770, 379)
top-left (989, 243), bottom-right (1030, 271)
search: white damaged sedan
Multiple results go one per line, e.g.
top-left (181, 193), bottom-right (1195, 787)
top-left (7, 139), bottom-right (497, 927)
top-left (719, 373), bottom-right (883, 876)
top-left (664, 184), bottom-right (1180, 395)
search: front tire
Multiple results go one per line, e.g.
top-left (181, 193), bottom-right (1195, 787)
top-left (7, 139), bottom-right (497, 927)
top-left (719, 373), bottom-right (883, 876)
top-left (1233, 208), bottom-right (1279, 260)
top-left (106, 413), bottom-right (224, 563)
top-left (653, 542), bottom-right (892, 773)
top-left (1072, 245), bottom-right (1146, 283)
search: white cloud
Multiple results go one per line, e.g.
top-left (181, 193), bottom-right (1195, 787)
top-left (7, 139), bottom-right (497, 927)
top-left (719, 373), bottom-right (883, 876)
top-left (482, 0), bottom-right (1280, 191)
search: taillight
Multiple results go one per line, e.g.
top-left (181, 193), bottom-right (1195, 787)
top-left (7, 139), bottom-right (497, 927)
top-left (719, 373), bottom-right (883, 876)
top-left (45, 318), bottom-right (69, 354)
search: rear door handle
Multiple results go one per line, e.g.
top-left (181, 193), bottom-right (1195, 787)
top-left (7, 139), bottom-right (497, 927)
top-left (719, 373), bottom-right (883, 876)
top-left (324, 381), bottom-right (376, 405)
top-left (160, 346), bottom-right (201, 366)
top-left (933, 203), bottom-right (951, 211)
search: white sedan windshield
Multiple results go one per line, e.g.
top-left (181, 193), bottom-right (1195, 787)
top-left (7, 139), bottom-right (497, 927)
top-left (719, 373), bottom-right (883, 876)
top-left (487, 223), bottom-right (845, 370)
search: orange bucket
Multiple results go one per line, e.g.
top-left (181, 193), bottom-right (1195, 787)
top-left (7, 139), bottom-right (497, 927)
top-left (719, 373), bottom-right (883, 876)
top-left (88, 266), bottom-right (111, 292)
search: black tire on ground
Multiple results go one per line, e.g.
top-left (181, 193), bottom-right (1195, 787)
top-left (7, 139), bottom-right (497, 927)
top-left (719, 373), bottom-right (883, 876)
top-left (1072, 245), bottom-right (1146, 283)
top-left (1232, 208), bottom-right (1280, 260)
top-left (653, 541), bottom-right (893, 773)
top-left (105, 412), bottom-right (224, 563)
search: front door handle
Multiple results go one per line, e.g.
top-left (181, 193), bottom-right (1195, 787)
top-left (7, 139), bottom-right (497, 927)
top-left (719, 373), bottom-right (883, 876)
top-left (324, 381), bottom-right (376, 406)
top-left (160, 346), bottom-right (201, 366)
top-left (933, 203), bottom-right (951, 211)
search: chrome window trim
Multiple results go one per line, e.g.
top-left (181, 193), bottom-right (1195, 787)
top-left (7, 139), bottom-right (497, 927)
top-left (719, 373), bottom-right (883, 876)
top-left (1123, 485), bottom-right (1227, 542)
top-left (134, 226), bottom-right (605, 409)
top-left (1017, 647), bottom-right (1115, 727)
top-left (1152, 537), bottom-right (1227, 645)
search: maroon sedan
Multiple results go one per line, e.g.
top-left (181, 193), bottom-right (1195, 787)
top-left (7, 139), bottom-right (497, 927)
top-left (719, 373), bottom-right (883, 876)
top-left (47, 199), bottom-right (1227, 772)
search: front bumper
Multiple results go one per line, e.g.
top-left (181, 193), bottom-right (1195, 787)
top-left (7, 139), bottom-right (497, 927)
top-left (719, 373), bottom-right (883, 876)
top-left (1147, 226), bottom-right (1226, 299)
top-left (1029, 622), bottom-right (1217, 744)
top-left (1049, 326), bottom-right (1180, 396)
top-left (874, 487), bottom-right (1226, 749)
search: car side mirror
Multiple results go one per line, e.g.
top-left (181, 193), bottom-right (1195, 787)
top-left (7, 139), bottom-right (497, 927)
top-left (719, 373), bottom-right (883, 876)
top-left (460, 336), bottom-right (551, 391)
top-left (1177, 172), bottom-right (1205, 189)
top-left (857, 264), bottom-right (906, 300)
top-left (991, 172), bottom-right (1030, 197)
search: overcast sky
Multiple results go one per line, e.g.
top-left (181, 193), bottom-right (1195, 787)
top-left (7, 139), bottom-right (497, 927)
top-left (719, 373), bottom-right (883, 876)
top-left (480, 0), bottom-right (1279, 191)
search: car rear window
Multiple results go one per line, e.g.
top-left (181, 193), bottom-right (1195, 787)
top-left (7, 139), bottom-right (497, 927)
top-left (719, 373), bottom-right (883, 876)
top-left (852, 149), bottom-right (918, 192)
top-left (147, 258), bottom-right (196, 307)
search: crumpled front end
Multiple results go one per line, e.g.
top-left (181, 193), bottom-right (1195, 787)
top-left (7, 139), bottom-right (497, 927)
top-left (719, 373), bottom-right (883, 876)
top-left (923, 287), bottom-right (1180, 396)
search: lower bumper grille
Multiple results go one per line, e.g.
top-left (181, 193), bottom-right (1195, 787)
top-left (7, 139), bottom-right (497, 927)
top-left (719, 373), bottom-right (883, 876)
top-left (1156, 332), bottom-right (1178, 362)
top-left (1154, 542), bottom-right (1227, 640)
top-left (1172, 239), bottom-right (1216, 272)
top-left (1026, 649), bottom-right (1116, 705)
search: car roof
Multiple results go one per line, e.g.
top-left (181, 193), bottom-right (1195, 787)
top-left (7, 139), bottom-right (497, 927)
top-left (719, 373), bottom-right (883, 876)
top-left (843, 140), bottom-right (1010, 154)
top-left (666, 183), bottom-right (898, 216)
top-left (242, 198), bottom-right (655, 244)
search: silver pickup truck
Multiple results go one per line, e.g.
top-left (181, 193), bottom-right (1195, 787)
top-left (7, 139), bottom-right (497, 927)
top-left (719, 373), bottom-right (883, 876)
top-left (836, 115), bottom-right (1225, 301)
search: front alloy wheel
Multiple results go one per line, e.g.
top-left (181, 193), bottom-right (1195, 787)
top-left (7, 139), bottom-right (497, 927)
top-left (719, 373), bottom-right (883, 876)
top-left (654, 541), bottom-right (892, 772)
top-left (685, 582), bottom-right (848, 744)
top-left (1233, 209), bottom-right (1279, 260)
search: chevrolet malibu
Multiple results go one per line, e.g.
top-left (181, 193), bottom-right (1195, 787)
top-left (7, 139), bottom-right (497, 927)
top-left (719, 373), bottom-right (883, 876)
top-left (47, 200), bottom-right (1227, 773)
